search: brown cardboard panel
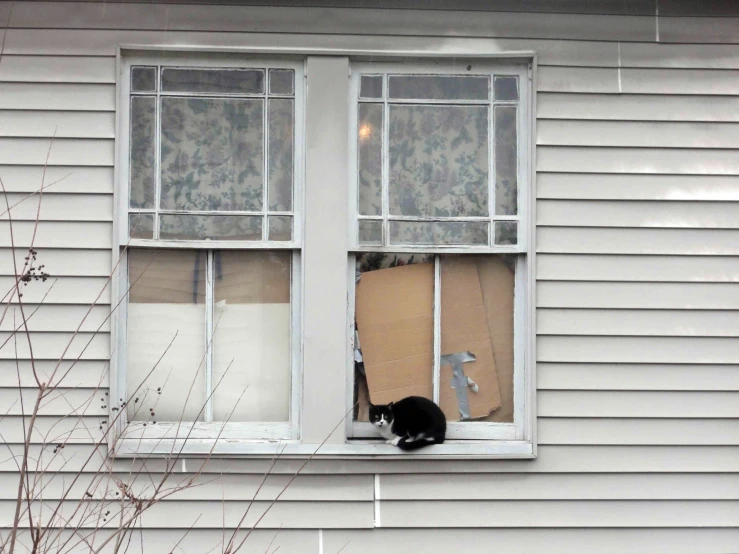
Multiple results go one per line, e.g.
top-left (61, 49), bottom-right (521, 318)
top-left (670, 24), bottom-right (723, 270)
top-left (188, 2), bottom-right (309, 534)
top-left (440, 256), bottom-right (501, 421)
top-left (477, 256), bottom-right (515, 423)
top-left (355, 262), bottom-right (434, 406)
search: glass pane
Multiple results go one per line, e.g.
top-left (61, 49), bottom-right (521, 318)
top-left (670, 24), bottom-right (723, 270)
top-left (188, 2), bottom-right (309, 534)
top-left (161, 68), bottom-right (264, 94)
top-left (160, 214), bottom-right (262, 240)
top-left (358, 220), bottom-right (382, 245)
top-left (495, 221), bottom-right (517, 245)
top-left (268, 215), bottom-right (292, 241)
top-left (358, 103), bottom-right (383, 216)
top-left (129, 213), bottom-right (154, 239)
top-left (494, 76), bottom-right (519, 101)
top-left (389, 221), bottom-right (488, 246)
top-left (160, 97), bottom-right (264, 212)
top-left (389, 75), bottom-right (488, 100)
top-left (127, 249), bottom-right (206, 422)
top-left (389, 105), bottom-right (489, 217)
top-left (353, 254), bottom-right (434, 422)
top-left (129, 96), bottom-right (156, 209)
top-left (494, 106), bottom-right (518, 216)
top-left (268, 99), bottom-right (294, 211)
top-left (131, 66), bottom-right (157, 92)
top-left (213, 251), bottom-right (291, 422)
top-left (360, 75), bottom-right (383, 99)
top-left (440, 255), bottom-right (514, 422)
top-left (269, 69), bottom-right (294, 95)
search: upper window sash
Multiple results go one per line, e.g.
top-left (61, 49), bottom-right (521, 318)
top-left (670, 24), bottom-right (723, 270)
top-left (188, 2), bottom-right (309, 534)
top-left (118, 55), bottom-right (305, 250)
top-left (348, 62), bottom-right (529, 254)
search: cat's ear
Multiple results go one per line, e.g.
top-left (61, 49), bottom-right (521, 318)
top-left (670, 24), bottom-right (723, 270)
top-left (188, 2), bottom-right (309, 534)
top-left (387, 402), bottom-right (394, 409)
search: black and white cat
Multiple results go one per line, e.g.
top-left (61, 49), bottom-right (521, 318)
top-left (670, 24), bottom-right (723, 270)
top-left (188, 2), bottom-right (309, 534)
top-left (369, 396), bottom-right (446, 451)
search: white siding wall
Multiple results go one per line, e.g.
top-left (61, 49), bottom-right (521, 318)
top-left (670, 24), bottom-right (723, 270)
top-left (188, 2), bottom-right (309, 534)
top-left (0, 1), bottom-right (738, 552)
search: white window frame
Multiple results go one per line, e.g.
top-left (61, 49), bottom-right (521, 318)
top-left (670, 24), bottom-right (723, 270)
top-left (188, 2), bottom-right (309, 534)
top-left (347, 61), bottom-right (531, 442)
top-left (111, 51), bottom-right (305, 451)
top-left (111, 47), bottom-right (536, 459)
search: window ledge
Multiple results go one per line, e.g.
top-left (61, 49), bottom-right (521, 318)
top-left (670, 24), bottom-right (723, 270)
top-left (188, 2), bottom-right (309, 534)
top-left (114, 439), bottom-right (535, 459)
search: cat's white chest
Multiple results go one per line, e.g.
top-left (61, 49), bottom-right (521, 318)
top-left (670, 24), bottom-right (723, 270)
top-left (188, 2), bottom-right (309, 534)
top-left (375, 425), bottom-right (396, 440)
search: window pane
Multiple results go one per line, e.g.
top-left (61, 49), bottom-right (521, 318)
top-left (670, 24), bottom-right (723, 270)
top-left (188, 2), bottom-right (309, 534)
top-left (389, 221), bottom-right (488, 246)
top-left (127, 249), bottom-right (206, 422)
top-left (358, 103), bottom-right (383, 216)
top-left (494, 221), bottom-right (517, 245)
top-left (269, 69), bottom-right (294, 95)
top-left (160, 97), bottom-right (264, 212)
top-left (159, 214), bottom-right (262, 241)
top-left (268, 99), bottom-right (294, 211)
top-left (440, 255), bottom-right (514, 422)
top-left (360, 75), bottom-right (383, 99)
top-left (495, 105), bottom-right (518, 216)
top-left (268, 215), bottom-right (292, 241)
top-left (213, 251), bottom-right (291, 422)
top-left (358, 219), bottom-right (382, 245)
top-left (131, 66), bottom-right (157, 93)
top-left (389, 105), bottom-right (489, 217)
top-left (161, 68), bottom-right (264, 94)
top-left (129, 96), bottom-right (156, 209)
top-left (389, 75), bottom-right (488, 100)
top-left (354, 255), bottom-right (434, 421)
top-left (129, 213), bottom-right (154, 239)
top-left (494, 76), bottom-right (519, 101)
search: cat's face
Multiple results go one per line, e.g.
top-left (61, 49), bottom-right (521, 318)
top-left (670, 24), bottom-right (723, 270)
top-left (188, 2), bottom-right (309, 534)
top-left (369, 403), bottom-right (393, 429)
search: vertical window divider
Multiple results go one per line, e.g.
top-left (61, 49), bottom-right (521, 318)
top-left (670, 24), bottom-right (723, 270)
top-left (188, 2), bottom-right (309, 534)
top-left (488, 77), bottom-right (495, 246)
top-left (432, 255), bottom-right (441, 405)
top-left (205, 249), bottom-right (214, 423)
top-left (263, 77), bottom-right (270, 241)
top-left (154, 65), bottom-right (162, 240)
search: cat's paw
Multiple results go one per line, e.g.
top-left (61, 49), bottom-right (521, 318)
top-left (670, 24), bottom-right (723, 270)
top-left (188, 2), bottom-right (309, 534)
top-left (385, 439), bottom-right (395, 445)
top-left (390, 437), bottom-right (402, 446)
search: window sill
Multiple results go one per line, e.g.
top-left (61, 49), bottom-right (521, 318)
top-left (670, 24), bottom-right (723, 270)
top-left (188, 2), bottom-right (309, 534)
top-left (113, 439), bottom-right (535, 459)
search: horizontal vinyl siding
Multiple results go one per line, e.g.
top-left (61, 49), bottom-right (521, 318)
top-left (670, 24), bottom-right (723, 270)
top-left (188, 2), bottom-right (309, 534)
top-left (0, 3), bottom-right (737, 553)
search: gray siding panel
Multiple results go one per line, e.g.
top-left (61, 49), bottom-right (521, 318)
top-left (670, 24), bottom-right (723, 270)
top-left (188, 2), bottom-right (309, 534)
top-left (0, 1), bottom-right (736, 549)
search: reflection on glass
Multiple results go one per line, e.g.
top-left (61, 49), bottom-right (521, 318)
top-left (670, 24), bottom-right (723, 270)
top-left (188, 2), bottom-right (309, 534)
top-left (269, 69), bottom-right (294, 95)
top-left (360, 75), bottom-right (383, 99)
top-left (389, 75), bottom-right (488, 100)
top-left (358, 103), bottom-right (383, 216)
top-left (160, 97), bottom-right (264, 212)
top-left (159, 214), bottom-right (262, 241)
top-left (212, 251), bottom-right (291, 422)
top-left (268, 99), bottom-right (294, 211)
top-left (495, 105), bottom-right (518, 216)
top-left (494, 76), bottom-right (519, 101)
top-left (131, 66), bottom-right (157, 92)
top-left (389, 221), bottom-right (488, 246)
top-left (495, 221), bottom-right (517, 245)
top-left (129, 96), bottom-right (156, 209)
top-left (127, 249), bottom-right (206, 422)
top-left (358, 220), bottom-right (382, 245)
top-left (389, 105), bottom-right (489, 217)
top-left (161, 68), bottom-right (264, 94)
top-left (268, 216), bottom-right (292, 241)
top-left (129, 213), bottom-right (154, 239)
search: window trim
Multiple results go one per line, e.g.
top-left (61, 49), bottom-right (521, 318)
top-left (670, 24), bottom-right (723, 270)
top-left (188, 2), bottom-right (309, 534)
top-left (346, 60), bottom-right (532, 443)
top-left (111, 47), bottom-right (537, 460)
top-left (111, 51), bottom-right (305, 451)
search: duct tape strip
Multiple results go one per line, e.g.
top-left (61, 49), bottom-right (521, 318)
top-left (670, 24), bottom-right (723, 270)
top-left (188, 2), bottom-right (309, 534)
top-left (440, 351), bottom-right (478, 420)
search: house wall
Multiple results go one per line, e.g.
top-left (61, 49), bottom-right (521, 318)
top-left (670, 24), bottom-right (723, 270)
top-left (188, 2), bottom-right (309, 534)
top-left (0, 1), bottom-right (738, 552)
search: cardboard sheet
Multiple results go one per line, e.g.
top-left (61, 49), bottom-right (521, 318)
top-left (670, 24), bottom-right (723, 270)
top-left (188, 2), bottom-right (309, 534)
top-left (354, 262), bottom-right (434, 405)
top-left (477, 256), bottom-right (515, 423)
top-left (439, 256), bottom-right (502, 421)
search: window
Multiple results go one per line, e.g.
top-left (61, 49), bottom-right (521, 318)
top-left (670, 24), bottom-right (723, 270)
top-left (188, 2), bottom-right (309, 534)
top-left (114, 52), bottom-right (534, 457)
top-left (348, 62), bottom-right (531, 442)
top-left (115, 54), bottom-right (303, 443)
